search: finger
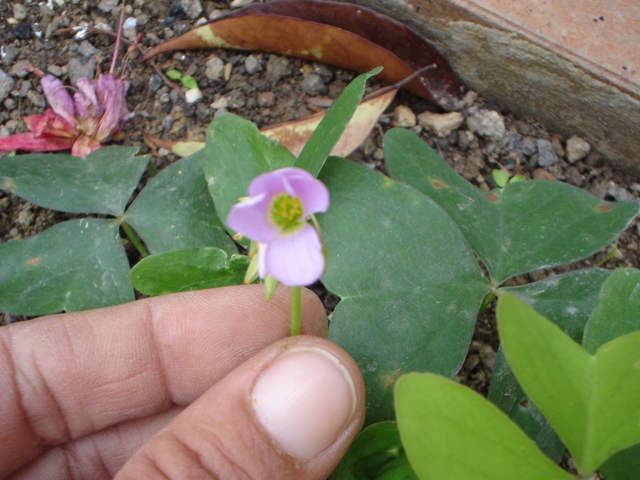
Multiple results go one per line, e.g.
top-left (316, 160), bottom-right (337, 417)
top-left (116, 336), bottom-right (366, 480)
top-left (8, 408), bottom-right (181, 480)
top-left (0, 285), bottom-right (326, 478)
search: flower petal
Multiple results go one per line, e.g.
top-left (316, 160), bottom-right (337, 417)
top-left (265, 224), bottom-right (324, 286)
top-left (226, 193), bottom-right (280, 243)
top-left (95, 75), bottom-right (134, 142)
top-left (40, 75), bottom-right (76, 127)
top-left (287, 172), bottom-right (329, 216)
top-left (74, 77), bottom-right (103, 122)
top-left (71, 134), bottom-right (102, 158)
top-left (26, 110), bottom-right (78, 138)
top-left (0, 132), bottom-right (74, 152)
top-left (248, 168), bottom-right (329, 216)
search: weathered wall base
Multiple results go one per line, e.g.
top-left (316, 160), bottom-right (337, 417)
top-left (341, 0), bottom-right (640, 176)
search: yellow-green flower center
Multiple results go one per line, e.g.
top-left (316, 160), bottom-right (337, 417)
top-left (269, 193), bottom-right (304, 232)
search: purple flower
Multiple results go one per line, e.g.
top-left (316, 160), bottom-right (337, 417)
top-left (227, 168), bottom-right (329, 287)
top-left (0, 73), bottom-right (133, 157)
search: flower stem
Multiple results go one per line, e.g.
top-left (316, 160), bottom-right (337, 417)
top-left (121, 222), bottom-right (150, 258)
top-left (291, 286), bottom-right (301, 336)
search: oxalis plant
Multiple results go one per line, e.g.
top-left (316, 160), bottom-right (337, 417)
top-left (1, 68), bottom-right (640, 479)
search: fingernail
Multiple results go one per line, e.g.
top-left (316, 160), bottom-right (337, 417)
top-left (250, 346), bottom-right (357, 460)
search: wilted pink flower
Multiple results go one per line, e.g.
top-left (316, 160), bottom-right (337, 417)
top-left (227, 168), bottom-right (329, 287)
top-left (0, 73), bottom-right (134, 157)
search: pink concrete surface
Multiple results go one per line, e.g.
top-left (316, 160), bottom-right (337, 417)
top-left (453, 0), bottom-right (639, 94)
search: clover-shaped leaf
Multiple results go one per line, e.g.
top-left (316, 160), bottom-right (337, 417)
top-left (498, 293), bottom-right (640, 475)
top-left (319, 157), bottom-right (490, 423)
top-left (384, 128), bottom-right (639, 283)
top-left (0, 219), bottom-right (133, 315)
top-left (395, 372), bottom-right (572, 480)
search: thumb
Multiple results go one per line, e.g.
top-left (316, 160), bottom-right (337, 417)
top-left (115, 335), bottom-right (366, 479)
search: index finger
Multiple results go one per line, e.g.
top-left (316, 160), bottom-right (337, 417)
top-left (0, 285), bottom-right (327, 478)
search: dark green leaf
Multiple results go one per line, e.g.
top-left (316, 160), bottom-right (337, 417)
top-left (0, 146), bottom-right (147, 216)
top-left (130, 247), bottom-right (249, 296)
top-left (334, 421), bottom-right (417, 480)
top-left (384, 128), bottom-right (639, 283)
top-left (205, 113), bottom-right (296, 226)
top-left (600, 445), bottom-right (640, 480)
top-left (319, 157), bottom-right (489, 424)
top-left (295, 67), bottom-right (382, 177)
top-left (583, 268), bottom-right (640, 353)
top-left (125, 151), bottom-right (236, 255)
top-left (0, 219), bottom-right (133, 315)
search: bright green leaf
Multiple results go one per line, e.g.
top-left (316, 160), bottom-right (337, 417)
top-left (130, 247), bottom-right (249, 296)
top-left (295, 67), bottom-right (382, 177)
top-left (0, 147), bottom-right (147, 216)
top-left (124, 151), bottom-right (236, 255)
top-left (0, 219), bottom-right (133, 315)
top-left (384, 128), bottom-right (639, 283)
top-left (490, 269), bottom-right (612, 461)
top-left (319, 157), bottom-right (490, 424)
top-left (395, 373), bottom-right (573, 480)
top-left (492, 169), bottom-right (508, 188)
top-left (583, 268), bottom-right (640, 353)
top-left (600, 445), bottom-right (640, 480)
top-left (498, 294), bottom-right (640, 475)
top-left (166, 69), bottom-right (182, 81)
top-left (334, 421), bottom-right (417, 480)
top-left (181, 75), bottom-right (198, 90)
top-left (204, 113), bottom-right (296, 227)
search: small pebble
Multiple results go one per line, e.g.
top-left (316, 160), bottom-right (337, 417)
top-left (161, 115), bottom-right (174, 130)
top-left (230, 0), bottom-right (253, 8)
top-left (1, 44), bottom-right (20, 66)
top-left (566, 135), bottom-right (591, 163)
top-left (300, 72), bottom-right (327, 96)
top-left (67, 57), bottom-right (96, 84)
top-left (77, 40), bottom-right (98, 57)
top-left (13, 4), bottom-right (29, 21)
top-left (466, 108), bottom-right (506, 140)
top-left (536, 139), bottom-right (559, 167)
top-left (205, 56), bottom-right (225, 81)
top-left (169, 89), bottom-right (182, 103)
top-left (518, 136), bottom-right (537, 156)
top-left (607, 182), bottom-right (634, 201)
top-left (223, 62), bottom-right (232, 81)
top-left (12, 23), bottom-right (33, 40)
top-left (46, 64), bottom-right (63, 76)
top-left (532, 168), bottom-right (557, 181)
top-left (185, 88), bottom-right (203, 104)
top-left (265, 56), bottom-right (290, 82)
top-left (180, 0), bottom-right (203, 19)
top-left (312, 62), bottom-right (334, 82)
top-left (551, 135), bottom-right (565, 158)
top-left (163, 4), bottom-right (188, 26)
top-left (417, 111), bottom-right (463, 137)
top-left (392, 105), bottom-right (416, 128)
top-left (19, 79), bottom-right (31, 97)
top-left (149, 75), bottom-right (163, 93)
top-left (257, 91), bottom-right (275, 107)
top-left (0, 69), bottom-right (16, 102)
top-left (244, 55), bottom-right (263, 75)
top-left (27, 90), bottom-right (46, 107)
top-left (210, 96), bottom-right (229, 109)
top-left (97, 0), bottom-right (118, 12)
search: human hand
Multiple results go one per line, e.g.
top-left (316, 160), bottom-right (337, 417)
top-left (0, 285), bottom-right (365, 479)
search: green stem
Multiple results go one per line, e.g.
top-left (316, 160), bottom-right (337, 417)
top-left (121, 222), bottom-right (150, 258)
top-left (291, 286), bottom-right (301, 336)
